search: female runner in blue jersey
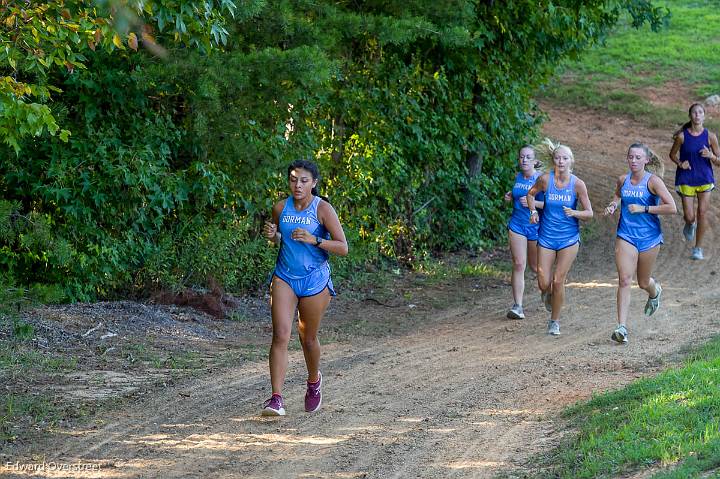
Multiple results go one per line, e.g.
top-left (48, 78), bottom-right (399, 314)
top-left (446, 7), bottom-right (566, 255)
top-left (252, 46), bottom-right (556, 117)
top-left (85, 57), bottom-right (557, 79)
top-left (504, 145), bottom-right (544, 320)
top-left (261, 160), bottom-right (348, 416)
top-left (669, 103), bottom-right (720, 260)
top-left (604, 143), bottom-right (676, 344)
top-left (527, 141), bottom-right (593, 336)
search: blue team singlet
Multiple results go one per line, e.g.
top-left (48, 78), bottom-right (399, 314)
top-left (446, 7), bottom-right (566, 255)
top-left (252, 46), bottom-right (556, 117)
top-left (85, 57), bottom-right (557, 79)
top-left (274, 196), bottom-right (335, 297)
top-left (675, 128), bottom-right (714, 187)
top-left (507, 171), bottom-right (542, 241)
top-left (617, 171), bottom-right (663, 253)
top-left (538, 172), bottom-right (579, 251)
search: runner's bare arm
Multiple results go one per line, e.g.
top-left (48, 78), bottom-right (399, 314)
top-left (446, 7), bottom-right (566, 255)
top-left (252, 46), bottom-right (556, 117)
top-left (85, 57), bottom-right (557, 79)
top-left (526, 173), bottom-right (547, 223)
top-left (264, 200), bottom-right (286, 244)
top-left (708, 132), bottom-right (720, 167)
top-left (647, 175), bottom-right (678, 215)
top-left (567, 179), bottom-right (593, 220)
top-left (669, 134), bottom-right (688, 169)
top-left (316, 200), bottom-right (349, 256)
top-left (526, 174), bottom-right (547, 210)
top-left (604, 175), bottom-right (624, 215)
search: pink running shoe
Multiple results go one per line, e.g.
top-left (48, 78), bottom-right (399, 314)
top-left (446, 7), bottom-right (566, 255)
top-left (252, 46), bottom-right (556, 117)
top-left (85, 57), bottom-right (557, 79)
top-left (305, 372), bottom-right (323, 412)
top-left (261, 394), bottom-right (285, 416)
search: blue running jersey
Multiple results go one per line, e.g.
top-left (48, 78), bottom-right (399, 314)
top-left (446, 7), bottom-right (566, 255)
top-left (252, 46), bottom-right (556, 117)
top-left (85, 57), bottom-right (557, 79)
top-left (538, 172), bottom-right (579, 251)
top-left (617, 172), bottom-right (663, 252)
top-left (276, 196), bottom-right (330, 280)
top-left (508, 171), bottom-right (542, 240)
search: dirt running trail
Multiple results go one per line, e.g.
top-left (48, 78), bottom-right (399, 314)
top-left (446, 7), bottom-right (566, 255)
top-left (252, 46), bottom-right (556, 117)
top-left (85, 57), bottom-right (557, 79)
top-left (6, 105), bottom-right (720, 479)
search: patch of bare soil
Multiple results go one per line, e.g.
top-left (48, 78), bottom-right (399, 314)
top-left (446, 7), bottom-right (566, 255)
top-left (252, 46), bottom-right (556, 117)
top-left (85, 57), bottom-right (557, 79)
top-left (4, 99), bottom-right (720, 479)
top-left (634, 80), bottom-right (720, 122)
top-left (637, 80), bottom-right (696, 111)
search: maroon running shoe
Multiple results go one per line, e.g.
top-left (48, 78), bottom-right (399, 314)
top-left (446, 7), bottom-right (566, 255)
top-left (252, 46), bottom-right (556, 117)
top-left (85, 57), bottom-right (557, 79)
top-left (305, 371), bottom-right (323, 412)
top-left (261, 394), bottom-right (285, 416)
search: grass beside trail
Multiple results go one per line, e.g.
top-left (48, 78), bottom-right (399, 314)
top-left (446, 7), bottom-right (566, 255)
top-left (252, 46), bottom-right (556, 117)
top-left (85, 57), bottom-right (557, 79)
top-left (544, 1), bottom-right (720, 130)
top-left (538, 337), bottom-right (720, 479)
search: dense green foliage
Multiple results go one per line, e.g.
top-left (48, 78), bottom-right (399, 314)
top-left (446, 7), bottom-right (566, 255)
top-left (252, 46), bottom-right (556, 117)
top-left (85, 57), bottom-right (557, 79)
top-left (0, 1), bottom-right (668, 299)
top-left (0, 0), bottom-right (236, 152)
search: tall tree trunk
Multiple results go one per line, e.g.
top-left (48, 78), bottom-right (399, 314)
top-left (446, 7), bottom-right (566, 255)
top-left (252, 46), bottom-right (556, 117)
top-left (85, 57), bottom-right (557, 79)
top-left (331, 115), bottom-right (345, 164)
top-left (464, 149), bottom-right (483, 208)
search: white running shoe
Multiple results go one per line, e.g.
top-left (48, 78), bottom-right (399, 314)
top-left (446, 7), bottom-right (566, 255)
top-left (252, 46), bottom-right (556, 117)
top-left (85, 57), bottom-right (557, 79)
top-left (691, 247), bottom-right (704, 260)
top-left (644, 282), bottom-right (662, 316)
top-left (507, 304), bottom-right (525, 320)
top-left (547, 320), bottom-right (561, 336)
top-left (611, 324), bottom-right (628, 344)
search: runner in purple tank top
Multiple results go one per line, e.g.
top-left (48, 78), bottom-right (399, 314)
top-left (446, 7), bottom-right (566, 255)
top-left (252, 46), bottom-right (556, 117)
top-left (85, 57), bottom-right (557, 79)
top-left (603, 144), bottom-right (676, 344)
top-left (261, 160), bottom-right (348, 416)
top-left (669, 103), bottom-right (720, 260)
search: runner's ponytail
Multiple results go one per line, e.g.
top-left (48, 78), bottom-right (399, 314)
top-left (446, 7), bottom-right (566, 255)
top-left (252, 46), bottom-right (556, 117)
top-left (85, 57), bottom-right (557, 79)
top-left (536, 138), bottom-right (574, 172)
top-left (629, 142), bottom-right (665, 178)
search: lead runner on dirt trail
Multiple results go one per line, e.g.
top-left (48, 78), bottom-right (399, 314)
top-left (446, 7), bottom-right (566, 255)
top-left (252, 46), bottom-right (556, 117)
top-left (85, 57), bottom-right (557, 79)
top-left (261, 159), bottom-right (348, 416)
top-left (527, 140), bottom-right (593, 337)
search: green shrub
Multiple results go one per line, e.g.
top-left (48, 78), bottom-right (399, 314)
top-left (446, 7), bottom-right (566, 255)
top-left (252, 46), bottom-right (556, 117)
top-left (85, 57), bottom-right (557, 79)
top-left (0, 2), bottom-right (668, 299)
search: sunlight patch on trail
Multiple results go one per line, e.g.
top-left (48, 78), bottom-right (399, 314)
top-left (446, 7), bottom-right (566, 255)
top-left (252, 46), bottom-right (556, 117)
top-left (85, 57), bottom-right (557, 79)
top-left (123, 432), bottom-right (350, 450)
top-left (298, 472), bottom-right (368, 478)
top-left (566, 281), bottom-right (616, 288)
top-left (395, 417), bottom-right (425, 423)
top-left (445, 460), bottom-right (506, 470)
top-left (473, 408), bottom-right (539, 416)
